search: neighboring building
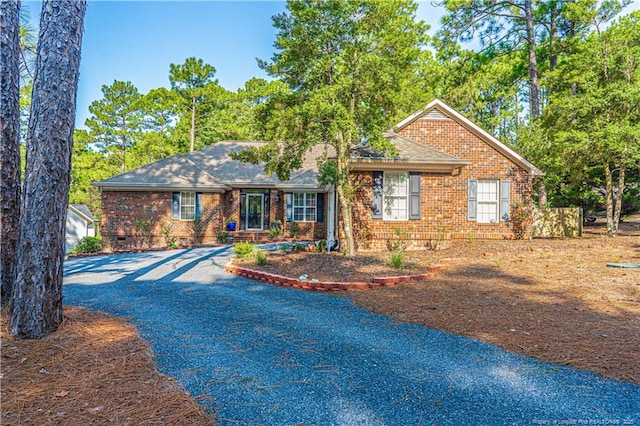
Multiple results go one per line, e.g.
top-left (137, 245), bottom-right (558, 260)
top-left (66, 204), bottom-right (98, 253)
top-left (94, 99), bottom-right (543, 251)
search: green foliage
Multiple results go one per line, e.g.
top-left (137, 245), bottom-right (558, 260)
top-left (216, 229), bottom-right (230, 244)
top-left (543, 12), bottom-right (640, 234)
top-left (386, 227), bottom-right (410, 253)
top-left (288, 221), bottom-right (300, 238)
top-left (134, 216), bottom-right (154, 248)
top-left (85, 80), bottom-right (144, 173)
top-left (388, 250), bottom-right (405, 269)
top-left (290, 243), bottom-right (305, 252)
top-left (161, 222), bottom-right (177, 248)
top-left (254, 249), bottom-right (268, 266)
top-left (316, 239), bottom-right (327, 252)
top-left (268, 224), bottom-right (283, 240)
top-left (235, 0), bottom-right (428, 256)
top-left (71, 237), bottom-right (102, 254)
top-left (233, 242), bottom-right (255, 259)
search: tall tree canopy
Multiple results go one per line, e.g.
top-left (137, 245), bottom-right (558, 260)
top-left (543, 12), bottom-right (640, 236)
top-left (9, 0), bottom-right (86, 338)
top-left (169, 57), bottom-right (226, 152)
top-left (85, 80), bottom-right (144, 174)
top-left (234, 0), bottom-right (428, 256)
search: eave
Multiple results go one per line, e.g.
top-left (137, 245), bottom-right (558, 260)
top-left (349, 158), bottom-right (472, 174)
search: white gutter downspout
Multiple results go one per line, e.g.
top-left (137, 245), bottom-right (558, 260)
top-left (326, 185), bottom-right (336, 252)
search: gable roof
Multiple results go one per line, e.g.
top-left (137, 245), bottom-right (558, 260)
top-left (349, 132), bottom-right (471, 173)
top-left (394, 99), bottom-right (544, 176)
top-left (69, 204), bottom-right (97, 223)
top-left (94, 141), bottom-right (329, 191)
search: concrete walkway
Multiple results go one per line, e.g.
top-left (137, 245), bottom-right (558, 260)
top-left (63, 248), bottom-right (639, 425)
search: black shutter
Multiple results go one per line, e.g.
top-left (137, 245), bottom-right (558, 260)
top-left (195, 192), bottom-right (203, 219)
top-left (372, 171), bottom-right (383, 219)
top-left (409, 173), bottom-right (421, 220)
top-left (316, 193), bottom-right (324, 222)
top-left (172, 192), bottom-right (180, 219)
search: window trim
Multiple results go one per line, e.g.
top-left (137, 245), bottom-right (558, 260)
top-left (179, 191), bottom-right (196, 221)
top-left (292, 192), bottom-right (317, 223)
top-left (476, 179), bottom-right (499, 223)
top-left (382, 171), bottom-right (409, 221)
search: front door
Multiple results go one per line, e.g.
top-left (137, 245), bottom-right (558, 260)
top-left (246, 194), bottom-right (263, 230)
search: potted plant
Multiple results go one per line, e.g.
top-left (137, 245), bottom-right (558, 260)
top-left (226, 218), bottom-right (237, 231)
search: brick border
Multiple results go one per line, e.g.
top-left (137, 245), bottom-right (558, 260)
top-left (224, 260), bottom-right (453, 292)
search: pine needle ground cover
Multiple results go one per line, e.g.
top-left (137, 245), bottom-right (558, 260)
top-left (1, 306), bottom-right (214, 425)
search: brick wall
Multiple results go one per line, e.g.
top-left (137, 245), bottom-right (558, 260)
top-left (101, 191), bottom-right (224, 250)
top-left (345, 115), bottom-right (533, 250)
top-left (101, 189), bottom-right (328, 250)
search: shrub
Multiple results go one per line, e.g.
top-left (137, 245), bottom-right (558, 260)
top-left (71, 236), bottom-right (102, 254)
top-left (288, 221), bottom-right (300, 238)
top-left (316, 239), bottom-right (327, 252)
top-left (233, 242), bottom-right (255, 259)
top-left (254, 249), bottom-right (268, 265)
top-left (291, 243), bottom-right (305, 252)
top-left (216, 229), bottom-right (230, 244)
top-left (134, 216), bottom-right (154, 248)
top-left (388, 250), bottom-right (405, 269)
top-left (161, 222), bottom-right (177, 248)
top-left (268, 224), bottom-right (283, 240)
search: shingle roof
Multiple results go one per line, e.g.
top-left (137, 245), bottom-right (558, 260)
top-left (70, 204), bottom-right (97, 222)
top-left (348, 132), bottom-right (471, 172)
top-left (351, 132), bottom-right (466, 162)
top-left (94, 141), bottom-right (330, 190)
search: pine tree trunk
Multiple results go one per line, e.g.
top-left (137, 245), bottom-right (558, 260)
top-left (9, 0), bottom-right (86, 339)
top-left (190, 97), bottom-right (196, 153)
top-left (603, 162), bottom-right (616, 237)
top-left (0, 0), bottom-right (22, 306)
top-left (524, 0), bottom-right (540, 119)
top-left (613, 165), bottom-right (625, 235)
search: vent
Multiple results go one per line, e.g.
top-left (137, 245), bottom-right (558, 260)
top-left (421, 108), bottom-right (449, 120)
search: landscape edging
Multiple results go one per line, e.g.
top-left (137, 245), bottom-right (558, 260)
top-left (224, 260), bottom-right (454, 291)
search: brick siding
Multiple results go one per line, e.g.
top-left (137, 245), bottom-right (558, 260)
top-left (345, 115), bottom-right (534, 250)
top-left (101, 189), bottom-right (327, 250)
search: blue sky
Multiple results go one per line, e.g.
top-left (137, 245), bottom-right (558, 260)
top-left (24, 1), bottom-right (639, 129)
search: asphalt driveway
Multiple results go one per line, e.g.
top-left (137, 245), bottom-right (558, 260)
top-left (63, 247), bottom-right (639, 425)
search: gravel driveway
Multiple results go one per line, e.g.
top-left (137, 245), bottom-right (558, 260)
top-left (63, 247), bottom-right (639, 425)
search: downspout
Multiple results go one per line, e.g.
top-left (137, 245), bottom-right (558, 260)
top-left (326, 185), bottom-right (336, 252)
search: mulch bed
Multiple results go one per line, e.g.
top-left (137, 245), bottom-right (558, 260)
top-left (240, 221), bottom-right (640, 384)
top-left (1, 306), bottom-right (214, 425)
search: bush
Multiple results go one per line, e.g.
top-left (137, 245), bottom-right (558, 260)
top-left (161, 222), bottom-right (177, 248)
top-left (387, 250), bottom-right (404, 269)
top-left (254, 249), bottom-right (268, 265)
top-left (288, 221), bottom-right (300, 238)
top-left (233, 242), bottom-right (255, 259)
top-left (316, 239), bottom-right (327, 252)
top-left (291, 243), bottom-right (305, 252)
top-left (268, 224), bottom-right (283, 240)
top-left (71, 236), bottom-right (102, 254)
top-left (216, 229), bottom-right (230, 244)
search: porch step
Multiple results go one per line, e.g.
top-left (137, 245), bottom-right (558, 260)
top-left (229, 231), bottom-right (271, 243)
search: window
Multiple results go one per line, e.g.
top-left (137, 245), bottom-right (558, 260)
top-left (383, 172), bottom-right (408, 221)
top-left (293, 192), bottom-right (316, 222)
top-left (477, 180), bottom-right (498, 223)
top-left (468, 179), bottom-right (510, 223)
top-left (172, 192), bottom-right (201, 221)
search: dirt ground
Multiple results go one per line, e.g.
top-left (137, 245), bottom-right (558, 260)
top-left (1, 307), bottom-right (214, 425)
top-left (243, 220), bottom-right (640, 384)
top-left (1, 220), bottom-right (638, 425)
